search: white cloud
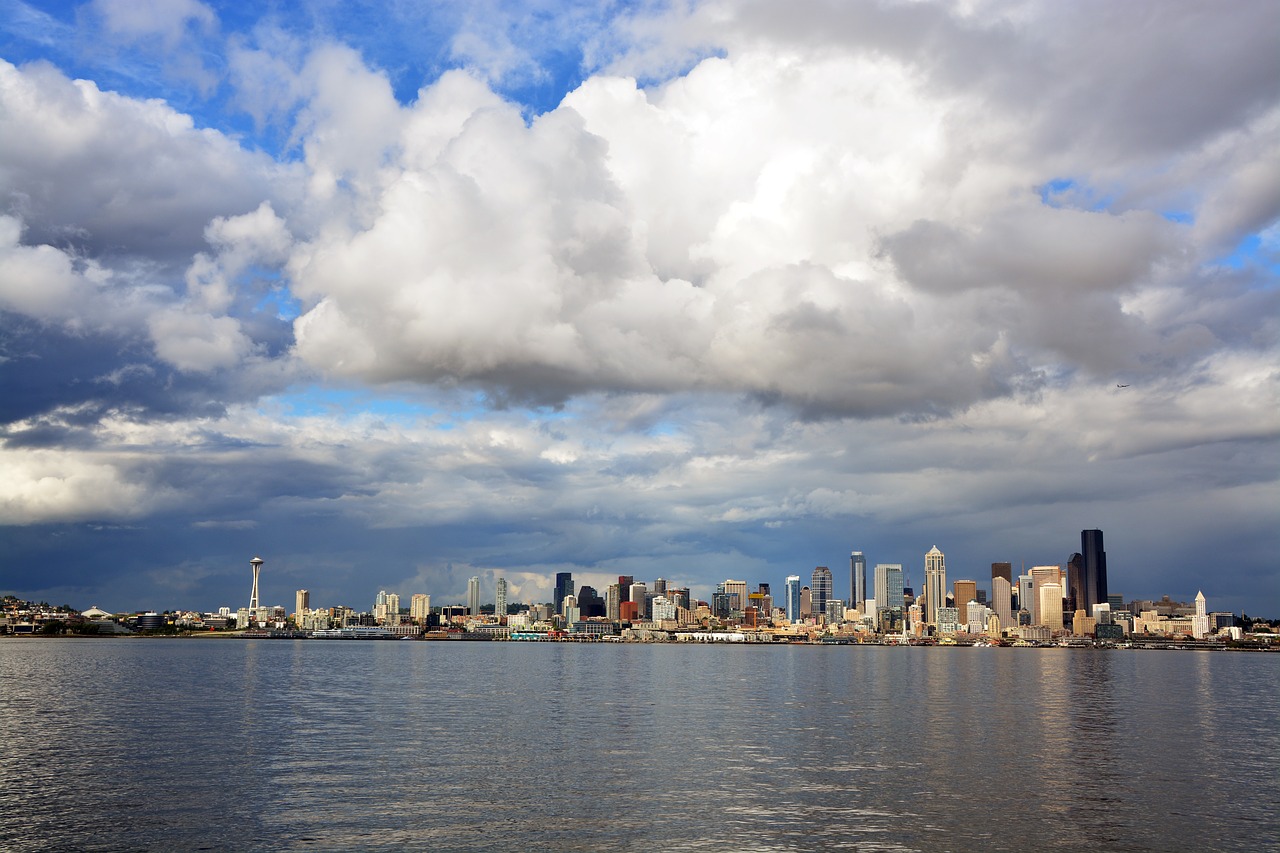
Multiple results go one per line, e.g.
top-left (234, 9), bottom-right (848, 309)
top-left (91, 0), bottom-right (216, 46)
top-left (148, 308), bottom-right (254, 373)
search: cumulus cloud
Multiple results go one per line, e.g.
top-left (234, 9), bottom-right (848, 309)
top-left (276, 16), bottom-right (1276, 417)
top-left (0, 58), bottom-right (293, 263)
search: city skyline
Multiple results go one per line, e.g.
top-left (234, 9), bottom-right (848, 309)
top-left (0, 2), bottom-right (1277, 617)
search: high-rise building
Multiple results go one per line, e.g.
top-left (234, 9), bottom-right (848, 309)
top-left (1066, 552), bottom-right (1085, 614)
top-left (886, 565), bottom-right (904, 611)
top-left (374, 589), bottom-right (390, 622)
top-left (800, 586), bottom-right (812, 619)
top-left (1030, 566), bottom-right (1061, 626)
top-left (924, 546), bottom-right (946, 625)
top-left (1018, 573), bottom-right (1034, 616)
top-left (295, 589), bottom-right (310, 617)
top-left (606, 584), bottom-right (621, 622)
top-left (554, 572), bottom-right (574, 615)
top-left (1081, 529), bottom-right (1108, 613)
top-left (784, 575), bottom-right (802, 623)
top-left (992, 576), bottom-right (1012, 632)
top-left (653, 578), bottom-right (668, 595)
top-left (410, 593), bottom-right (431, 623)
top-left (617, 576), bottom-right (634, 603)
top-left (874, 563), bottom-right (903, 615)
top-left (953, 580), bottom-right (977, 622)
top-left (723, 579), bottom-right (749, 613)
top-left (467, 576), bottom-right (481, 617)
top-left (1039, 582), bottom-right (1064, 632)
top-left (495, 577), bottom-right (508, 617)
top-left (851, 551), bottom-right (867, 611)
top-left (629, 583), bottom-right (648, 619)
top-left (577, 585), bottom-right (605, 618)
top-left (1192, 591), bottom-right (1209, 639)
top-left (385, 592), bottom-right (401, 626)
top-left (991, 562), bottom-right (1012, 585)
top-left (810, 567), bottom-right (833, 617)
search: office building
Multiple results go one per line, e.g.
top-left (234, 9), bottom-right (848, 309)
top-left (495, 577), bottom-right (508, 618)
top-left (1039, 582), bottom-right (1064, 632)
top-left (784, 575), bottom-right (802, 623)
top-left (874, 564), bottom-right (904, 615)
top-left (1081, 529), bottom-right (1109, 613)
top-left (606, 584), bottom-right (621, 622)
top-left (1018, 573), bottom-right (1034, 616)
top-left (618, 576), bottom-right (634, 604)
top-left (1192, 591), bottom-right (1209, 639)
top-left (1030, 566), bottom-right (1061, 626)
top-left (723, 579), bottom-right (749, 614)
top-left (467, 577), bottom-right (481, 617)
top-left (810, 567), bottom-right (833, 618)
top-left (925, 546), bottom-right (946, 625)
top-left (992, 576), bottom-right (1012, 631)
top-left (629, 583), bottom-right (648, 619)
top-left (800, 586), bottom-right (812, 619)
top-left (953, 580), bottom-right (977, 623)
top-left (554, 572), bottom-right (574, 616)
top-left (850, 551), bottom-right (867, 610)
top-left (578, 585), bottom-right (605, 618)
top-left (295, 589), bottom-right (309, 617)
top-left (991, 562), bottom-right (1012, 585)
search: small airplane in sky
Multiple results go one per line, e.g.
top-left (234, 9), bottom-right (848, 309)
top-left (1116, 383), bottom-right (1129, 388)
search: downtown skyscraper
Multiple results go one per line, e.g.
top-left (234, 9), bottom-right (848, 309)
top-left (495, 577), bottom-right (508, 617)
top-left (810, 566), bottom-right (833, 618)
top-left (850, 551), bottom-right (867, 611)
top-left (925, 546), bottom-right (946, 625)
top-left (784, 575), bottom-right (802, 623)
top-left (1081, 529), bottom-right (1109, 613)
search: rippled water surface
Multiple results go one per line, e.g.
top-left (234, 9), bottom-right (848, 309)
top-left (1, 639), bottom-right (1276, 851)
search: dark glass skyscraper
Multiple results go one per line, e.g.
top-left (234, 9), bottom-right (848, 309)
top-left (1081, 529), bottom-right (1108, 612)
top-left (811, 566), bottom-right (833, 617)
top-left (554, 572), bottom-right (575, 616)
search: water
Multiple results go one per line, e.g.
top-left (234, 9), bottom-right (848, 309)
top-left (1, 639), bottom-right (1276, 851)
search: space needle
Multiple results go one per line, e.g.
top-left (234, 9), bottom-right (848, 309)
top-left (248, 556), bottom-right (264, 615)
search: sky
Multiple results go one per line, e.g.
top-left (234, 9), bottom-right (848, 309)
top-left (1, 0), bottom-right (1277, 618)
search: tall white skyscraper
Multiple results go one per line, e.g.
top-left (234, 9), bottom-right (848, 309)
top-left (295, 589), bottom-right (310, 617)
top-left (850, 551), bottom-right (867, 610)
top-left (924, 546), bottom-right (946, 625)
top-left (385, 592), bottom-right (401, 626)
top-left (1192, 591), bottom-right (1209, 639)
top-left (495, 577), bottom-right (508, 618)
top-left (467, 576), bottom-right (481, 617)
top-left (784, 575), bottom-right (802, 623)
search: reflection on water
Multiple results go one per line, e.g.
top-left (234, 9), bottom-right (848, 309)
top-left (0, 640), bottom-right (1276, 852)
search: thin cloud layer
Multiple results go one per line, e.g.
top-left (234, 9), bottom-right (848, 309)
top-left (0, 0), bottom-right (1276, 615)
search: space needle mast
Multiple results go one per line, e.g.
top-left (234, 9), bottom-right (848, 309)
top-left (248, 556), bottom-right (264, 613)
